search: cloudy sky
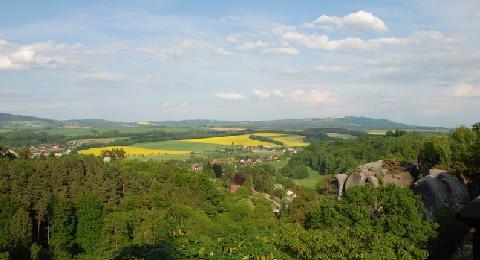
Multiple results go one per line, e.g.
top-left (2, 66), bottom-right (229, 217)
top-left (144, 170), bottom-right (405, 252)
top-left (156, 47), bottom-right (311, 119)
top-left (1, 0), bottom-right (479, 126)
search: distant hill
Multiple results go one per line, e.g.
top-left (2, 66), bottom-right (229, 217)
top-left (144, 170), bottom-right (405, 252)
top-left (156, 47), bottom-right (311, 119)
top-left (153, 116), bottom-right (443, 131)
top-left (0, 113), bottom-right (62, 128)
top-left (0, 112), bottom-right (448, 132)
top-left (62, 119), bottom-right (130, 128)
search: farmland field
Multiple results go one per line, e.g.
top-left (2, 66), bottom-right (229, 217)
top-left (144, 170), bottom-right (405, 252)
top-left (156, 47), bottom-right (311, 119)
top-left (70, 137), bottom-right (129, 145)
top-left (255, 133), bottom-right (309, 146)
top-left (367, 129), bottom-right (387, 135)
top-left (179, 134), bottom-right (277, 147)
top-left (133, 140), bottom-right (224, 152)
top-left (78, 146), bottom-right (191, 156)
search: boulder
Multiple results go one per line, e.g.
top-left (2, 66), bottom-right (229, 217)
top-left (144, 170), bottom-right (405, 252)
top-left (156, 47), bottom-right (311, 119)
top-left (413, 169), bottom-right (469, 210)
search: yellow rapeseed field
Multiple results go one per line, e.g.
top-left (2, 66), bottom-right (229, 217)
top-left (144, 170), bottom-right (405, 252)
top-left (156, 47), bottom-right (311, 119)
top-left (179, 134), bottom-right (276, 147)
top-left (78, 146), bottom-right (191, 156)
top-left (255, 133), bottom-right (309, 147)
top-left (180, 133), bottom-right (309, 147)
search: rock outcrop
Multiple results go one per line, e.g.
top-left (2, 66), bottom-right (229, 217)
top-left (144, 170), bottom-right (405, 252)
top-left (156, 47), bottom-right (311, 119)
top-left (334, 174), bottom-right (348, 199)
top-left (335, 160), bottom-right (414, 198)
top-left (413, 169), bottom-right (469, 210)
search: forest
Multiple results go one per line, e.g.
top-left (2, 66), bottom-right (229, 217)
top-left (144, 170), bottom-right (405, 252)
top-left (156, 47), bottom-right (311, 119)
top-left (0, 123), bottom-right (479, 259)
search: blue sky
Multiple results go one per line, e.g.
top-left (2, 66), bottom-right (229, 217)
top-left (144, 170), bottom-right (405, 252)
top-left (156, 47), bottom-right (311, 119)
top-left (0, 0), bottom-right (479, 126)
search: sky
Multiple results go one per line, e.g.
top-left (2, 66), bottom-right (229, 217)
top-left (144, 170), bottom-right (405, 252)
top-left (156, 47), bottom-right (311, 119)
top-left (0, 0), bottom-right (479, 127)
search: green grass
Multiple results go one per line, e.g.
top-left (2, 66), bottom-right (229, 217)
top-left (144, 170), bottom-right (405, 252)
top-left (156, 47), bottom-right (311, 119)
top-left (133, 140), bottom-right (225, 152)
top-left (326, 132), bottom-right (355, 139)
top-left (71, 137), bottom-right (129, 145)
top-left (367, 130), bottom-right (387, 135)
top-left (128, 153), bottom-right (195, 161)
top-left (293, 167), bottom-right (324, 190)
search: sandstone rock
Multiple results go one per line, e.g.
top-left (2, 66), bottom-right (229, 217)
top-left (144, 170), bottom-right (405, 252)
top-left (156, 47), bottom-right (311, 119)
top-left (334, 174), bottom-right (348, 199)
top-left (413, 169), bottom-right (469, 210)
top-left (343, 160), bottom-right (414, 191)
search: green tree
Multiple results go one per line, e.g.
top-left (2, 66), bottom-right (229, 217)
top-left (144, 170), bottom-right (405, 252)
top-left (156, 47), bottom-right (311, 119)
top-left (75, 194), bottom-right (104, 253)
top-left (51, 199), bottom-right (76, 257)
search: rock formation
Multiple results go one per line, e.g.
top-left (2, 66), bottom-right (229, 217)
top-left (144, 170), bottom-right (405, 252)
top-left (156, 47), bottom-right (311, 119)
top-left (413, 169), bottom-right (469, 210)
top-left (345, 160), bottom-right (413, 187)
top-left (334, 174), bottom-right (348, 199)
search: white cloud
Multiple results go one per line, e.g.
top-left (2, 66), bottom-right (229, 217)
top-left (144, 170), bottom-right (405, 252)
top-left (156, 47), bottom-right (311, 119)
top-left (305, 10), bottom-right (388, 33)
top-left (451, 83), bottom-right (480, 97)
top-left (289, 89), bottom-right (336, 104)
top-left (263, 47), bottom-right (299, 55)
top-left (213, 48), bottom-right (234, 57)
top-left (252, 89), bottom-right (285, 99)
top-left (280, 30), bottom-right (453, 51)
top-left (0, 39), bottom-right (78, 70)
top-left (238, 40), bottom-right (270, 50)
top-left (214, 92), bottom-right (247, 101)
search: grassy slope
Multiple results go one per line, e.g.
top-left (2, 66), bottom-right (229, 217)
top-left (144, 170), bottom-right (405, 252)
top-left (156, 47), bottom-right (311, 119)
top-left (293, 167), bottom-right (324, 190)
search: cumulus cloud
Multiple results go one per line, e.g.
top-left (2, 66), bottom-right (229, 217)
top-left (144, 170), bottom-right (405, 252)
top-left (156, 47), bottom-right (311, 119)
top-left (0, 39), bottom-right (78, 70)
top-left (262, 47), bottom-right (299, 55)
top-left (304, 10), bottom-right (388, 33)
top-left (289, 89), bottom-right (336, 104)
top-left (252, 89), bottom-right (285, 99)
top-left (451, 83), bottom-right (480, 97)
top-left (214, 92), bottom-right (247, 101)
top-left (238, 40), bottom-right (270, 50)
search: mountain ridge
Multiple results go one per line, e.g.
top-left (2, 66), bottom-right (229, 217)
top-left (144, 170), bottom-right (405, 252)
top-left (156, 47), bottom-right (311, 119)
top-left (0, 112), bottom-right (449, 131)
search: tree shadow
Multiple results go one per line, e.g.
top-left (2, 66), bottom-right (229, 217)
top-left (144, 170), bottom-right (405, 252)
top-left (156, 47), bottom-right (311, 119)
top-left (114, 241), bottom-right (176, 260)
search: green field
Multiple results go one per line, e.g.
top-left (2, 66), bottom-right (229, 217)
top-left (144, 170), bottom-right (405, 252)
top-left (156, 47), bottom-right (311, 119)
top-left (128, 153), bottom-right (194, 161)
top-left (133, 140), bottom-right (225, 152)
top-left (72, 137), bottom-right (129, 145)
top-left (49, 127), bottom-right (196, 136)
top-left (293, 167), bottom-right (324, 190)
top-left (367, 129), bottom-right (387, 135)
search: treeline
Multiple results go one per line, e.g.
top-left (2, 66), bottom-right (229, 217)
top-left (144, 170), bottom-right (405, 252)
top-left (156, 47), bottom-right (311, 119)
top-left (0, 130), bottom-right (68, 147)
top-left (249, 135), bottom-right (283, 146)
top-left (286, 123), bottom-right (480, 178)
top-left (0, 155), bottom-right (442, 259)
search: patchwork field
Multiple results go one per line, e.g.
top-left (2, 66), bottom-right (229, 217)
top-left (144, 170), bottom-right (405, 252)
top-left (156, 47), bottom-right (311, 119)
top-left (78, 146), bottom-right (191, 156)
top-left (255, 133), bottom-right (309, 146)
top-left (179, 134), bottom-right (277, 147)
top-left (133, 140), bottom-right (224, 152)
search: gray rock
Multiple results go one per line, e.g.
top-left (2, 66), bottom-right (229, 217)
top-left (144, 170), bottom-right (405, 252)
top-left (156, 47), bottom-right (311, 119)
top-left (413, 169), bottom-right (469, 210)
